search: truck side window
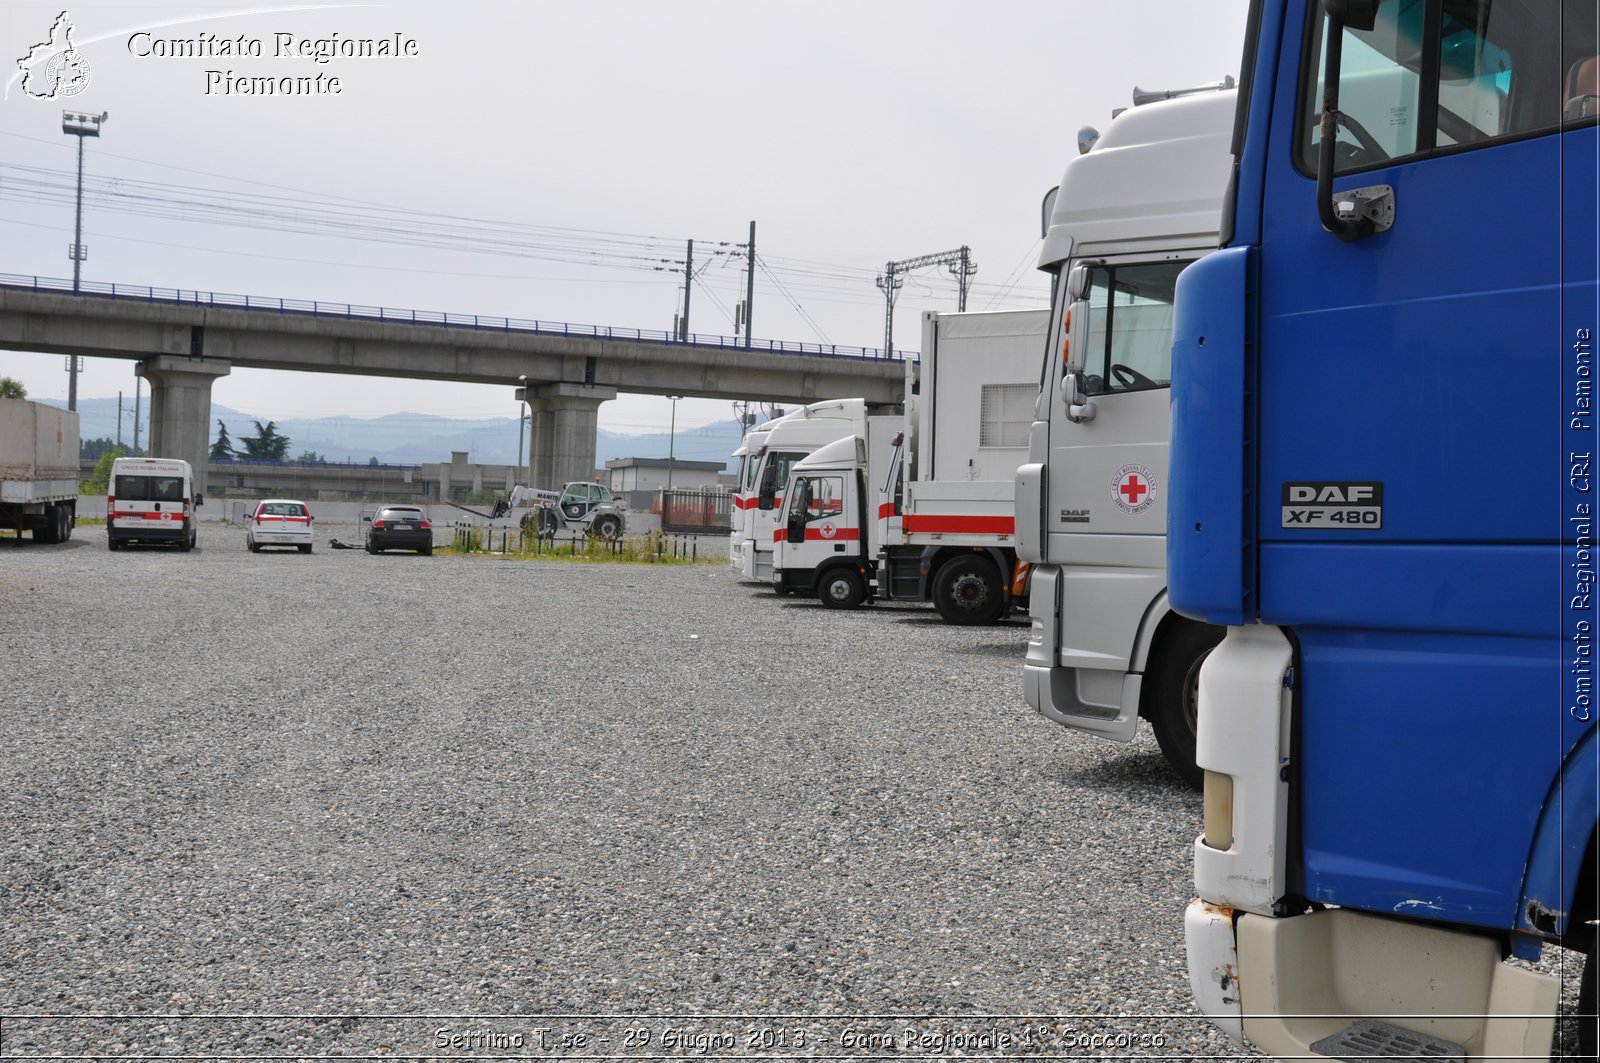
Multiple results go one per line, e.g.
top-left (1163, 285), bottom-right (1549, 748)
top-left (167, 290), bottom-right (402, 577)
top-left (1080, 260), bottom-right (1186, 397)
top-left (1300, 0), bottom-right (1588, 173)
top-left (805, 476), bottom-right (845, 521)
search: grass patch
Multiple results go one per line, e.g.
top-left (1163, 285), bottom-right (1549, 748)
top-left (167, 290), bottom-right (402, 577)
top-left (440, 528), bottom-right (717, 565)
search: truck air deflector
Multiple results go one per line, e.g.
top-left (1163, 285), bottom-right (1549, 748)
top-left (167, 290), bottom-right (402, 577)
top-left (1168, 246), bottom-right (1253, 626)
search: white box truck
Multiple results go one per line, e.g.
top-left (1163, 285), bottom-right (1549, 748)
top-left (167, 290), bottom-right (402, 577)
top-left (773, 308), bottom-right (1048, 624)
top-left (0, 398), bottom-right (79, 544)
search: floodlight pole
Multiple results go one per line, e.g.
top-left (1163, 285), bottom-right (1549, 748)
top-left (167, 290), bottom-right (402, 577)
top-left (62, 110), bottom-right (107, 412)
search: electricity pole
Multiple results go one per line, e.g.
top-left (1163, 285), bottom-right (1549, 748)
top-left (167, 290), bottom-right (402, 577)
top-left (875, 246), bottom-right (977, 355)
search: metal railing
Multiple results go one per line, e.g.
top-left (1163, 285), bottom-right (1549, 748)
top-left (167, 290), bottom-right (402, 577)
top-left (0, 273), bottom-right (919, 363)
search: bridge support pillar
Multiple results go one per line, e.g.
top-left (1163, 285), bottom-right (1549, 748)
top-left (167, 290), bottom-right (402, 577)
top-left (525, 383), bottom-right (616, 490)
top-left (135, 356), bottom-right (231, 499)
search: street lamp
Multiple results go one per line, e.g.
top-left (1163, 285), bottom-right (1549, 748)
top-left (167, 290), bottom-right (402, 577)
top-left (516, 374), bottom-right (530, 488)
top-left (62, 109), bottom-right (107, 413)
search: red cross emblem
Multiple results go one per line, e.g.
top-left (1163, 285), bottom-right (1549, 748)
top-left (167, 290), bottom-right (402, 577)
top-left (1112, 464), bottom-right (1156, 514)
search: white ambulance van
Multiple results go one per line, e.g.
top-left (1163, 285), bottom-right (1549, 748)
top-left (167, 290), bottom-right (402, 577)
top-left (106, 457), bottom-right (200, 551)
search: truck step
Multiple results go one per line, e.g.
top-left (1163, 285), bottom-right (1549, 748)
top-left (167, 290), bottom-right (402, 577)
top-left (1309, 1019), bottom-right (1465, 1061)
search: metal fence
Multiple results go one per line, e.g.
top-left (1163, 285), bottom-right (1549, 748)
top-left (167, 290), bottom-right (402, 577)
top-left (660, 488), bottom-right (732, 535)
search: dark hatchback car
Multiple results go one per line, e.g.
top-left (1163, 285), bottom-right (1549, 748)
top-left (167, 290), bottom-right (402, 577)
top-left (367, 505), bottom-right (434, 555)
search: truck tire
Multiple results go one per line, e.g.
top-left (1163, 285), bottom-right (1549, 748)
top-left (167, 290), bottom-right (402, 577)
top-left (60, 505), bottom-right (74, 542)
top-left (1145, 620), bottom-right (1226, 791)
top-left (177, 531), bottom-right (192, 553)
top-left (537, 508), bottom-right (558, 538)
top-left (818, 567), bottom-right (866, 610)
top-left (592, 514), bottom-right (622, 540)
top-left (932, 554), bottom-right (1005, 625)
top-left (33, 504), bottom-right (61, 544)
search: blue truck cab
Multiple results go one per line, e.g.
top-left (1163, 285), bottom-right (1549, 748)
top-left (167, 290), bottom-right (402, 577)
top-left (1173, 0), bottom-right (1600, 1057)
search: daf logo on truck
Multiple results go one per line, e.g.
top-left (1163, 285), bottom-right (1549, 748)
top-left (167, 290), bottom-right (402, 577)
top-left (1280, 481), bottom-right (1383, 529)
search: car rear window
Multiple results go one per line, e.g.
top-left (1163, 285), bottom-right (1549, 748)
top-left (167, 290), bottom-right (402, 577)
top-left (380, 509), bottom-right (422, 520)
top-left (261, 503), bottom-right (306, 516)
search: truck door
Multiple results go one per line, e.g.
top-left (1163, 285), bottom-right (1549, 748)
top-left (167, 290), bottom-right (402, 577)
top-left (1252, 0), bottom-right (1596, 922)
top-left (1044, 258), bottom-right (1198, 686)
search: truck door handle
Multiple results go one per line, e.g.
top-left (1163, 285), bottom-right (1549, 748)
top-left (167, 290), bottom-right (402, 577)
top-left (834, 545), bottom-right (846, 552)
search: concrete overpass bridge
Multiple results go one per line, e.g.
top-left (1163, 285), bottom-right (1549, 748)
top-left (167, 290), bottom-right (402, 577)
top-left (0, 274), bottom-right (914, 494)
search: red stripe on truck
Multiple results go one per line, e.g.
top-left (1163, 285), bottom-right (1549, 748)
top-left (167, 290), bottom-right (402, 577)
top-left (901, 514), bottom-right (1014, 535)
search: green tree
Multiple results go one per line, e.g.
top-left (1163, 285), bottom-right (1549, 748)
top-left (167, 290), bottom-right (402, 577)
top-left (0, 376), bottom-right (26, 399)
top-left (81, 446), bottom-right (126, 494)
top-left (210, 420), bottom-right (235, 460)
top-left (240, 419), bottom-right (290, 461)
top-left (294, 449), bottom-right (323, 464)
top-left (368, 456), bottom-right (380, 466)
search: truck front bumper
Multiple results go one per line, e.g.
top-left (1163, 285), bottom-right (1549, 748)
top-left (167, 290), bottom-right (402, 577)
top-left (1185, 900), bottom-right (1559, 1061)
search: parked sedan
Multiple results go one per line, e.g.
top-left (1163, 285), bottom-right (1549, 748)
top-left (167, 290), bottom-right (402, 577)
top-left (367, 505), bottom-right (433, 555)
top-left (247, 499), bottom-right (315, 553)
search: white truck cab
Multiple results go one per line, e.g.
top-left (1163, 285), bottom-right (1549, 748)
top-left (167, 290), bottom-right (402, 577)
top-left (1017, 85), bottom-right (1236, 787)
top-left (736, 399), bottom-right (881, 583)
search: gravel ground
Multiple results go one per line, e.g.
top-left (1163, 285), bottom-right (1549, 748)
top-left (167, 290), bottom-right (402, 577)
top-left (0, 527), bottom-right (1584, 1060)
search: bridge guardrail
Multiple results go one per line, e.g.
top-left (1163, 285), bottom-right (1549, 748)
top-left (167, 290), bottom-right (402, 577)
top-left (0, 273), bottom-right (919, 363)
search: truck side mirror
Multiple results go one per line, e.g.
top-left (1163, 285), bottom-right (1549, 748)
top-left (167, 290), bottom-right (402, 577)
top-left (1062, 294), bottom-right (1092, 376)
top-left (786, 514), bottom-right (806, 544)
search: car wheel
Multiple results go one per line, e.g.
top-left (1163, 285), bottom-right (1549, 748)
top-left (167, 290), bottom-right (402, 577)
top-left (421, 545), bottom-right (433, 556)
top-left (932, 554), bottom-right (1005, 625)
top-left (1145, 620), bottom-right (1227, 792)
top-left (248, 540), bottom-right (261, 553)
top-left (366, 541), bottom-right (378, 554)
top-left (818, 567), bottom-right (866, 610)
top-left (299, 543), bottom-right (312, 554)
top-left (107, 537), bottom-right (120, 551)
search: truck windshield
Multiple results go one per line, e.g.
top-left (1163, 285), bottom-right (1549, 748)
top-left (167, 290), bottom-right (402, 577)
top-left (1079, 260), bottom-right (1188, 397)
top-left (1299, 0), bottom-right (1587, 174)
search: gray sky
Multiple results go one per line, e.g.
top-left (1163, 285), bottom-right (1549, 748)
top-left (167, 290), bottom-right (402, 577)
top-left (1, 0), bottom-right (1250, 440)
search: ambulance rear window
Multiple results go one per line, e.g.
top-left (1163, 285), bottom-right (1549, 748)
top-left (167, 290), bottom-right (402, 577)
top-left (150, 477), bottom-right (183, 502)
top-left (113, 475), bottom-right (149, 500)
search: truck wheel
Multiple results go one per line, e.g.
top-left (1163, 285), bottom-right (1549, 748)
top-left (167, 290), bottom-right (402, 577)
top-left (60, 506), bottom-right (74, 541)
top-left (592, 514), bottom-right (622, 540)
top-left (932, 554), bottom-right (1005, 625)
top-left (177, 532), bottom-right (192, 553)
top-left (33, 504), bottom-right (61, 544)
top-left (107, 536), bottom-right (120, 551)
top-left (537, 508), bottom-right (557, 537)
top-left (1146, 620), bottom-right (1226, 791)
top-left (818, 567), bottom-right (866, 609)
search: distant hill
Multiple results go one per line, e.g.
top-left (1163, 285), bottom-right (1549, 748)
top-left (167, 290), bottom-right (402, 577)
top-left (48, 397), bottom-right (745, 471)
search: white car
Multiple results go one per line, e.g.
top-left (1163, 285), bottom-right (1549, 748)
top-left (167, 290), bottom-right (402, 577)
top-left (246, 499), bottom-right (315, 553)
